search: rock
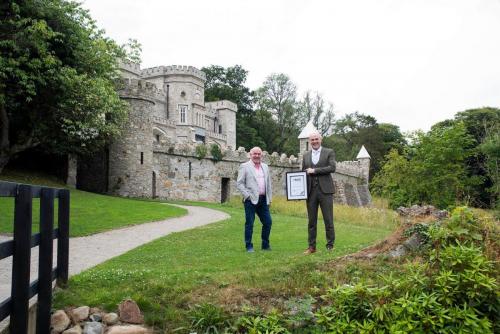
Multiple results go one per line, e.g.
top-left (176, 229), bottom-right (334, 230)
top-left (71, 306), bottom-right (90, 323)
top-left (82, 321), bottom-right (103, 334)
top-left (389, 245), bottom-right (406, 258)
top-left (89, 314), bottom-right (102, 322)
top-left (119, 300), bottom-right (144, 324)
top-left (106, 325), bottom-right (151, 334)
top-left (63, 325), bottom-right (82, 334)
top-left (102, 312), bottom-right (119, 325)
top-left (433, 210), bottom-right (449, 219)
top-left (89, 307), bottom-right (101, 316)
top-left (403, 234), bottom-right (422, 251)
top-left (51, 310), bottom-right (71, 333)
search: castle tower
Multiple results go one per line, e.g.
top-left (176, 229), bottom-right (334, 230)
top-left (356, 145), bottom-right (371, 184)
top-left (205, 101), bottom-right (237, 149)
top-left (107, 79), bottom-right (160, 197)
top-left (297, 120), bottom-right (318, 155)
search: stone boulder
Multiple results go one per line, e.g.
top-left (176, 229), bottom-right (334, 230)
top-left (71, 306), bottom-right (90, 323)
top-left (118, 300), bottom-right (144, 324)
top-left (107, 325), bottom-right (151, 334)
top-left (51, 310), bottom-right (71, 333)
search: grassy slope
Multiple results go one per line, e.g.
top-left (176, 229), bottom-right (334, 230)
top-left (53, 201), bottom-right (398, 331)
top-left (0, 171), bottom-right (186, 236)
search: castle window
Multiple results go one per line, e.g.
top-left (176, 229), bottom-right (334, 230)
top-left (179, 105), bottom-right (188, 123)
top-left (140, 152), bottom-right (144, 165)
top-left (219, 125), bottom-right (222, 134)
top-left (156, 134), bottom-right (160, 142)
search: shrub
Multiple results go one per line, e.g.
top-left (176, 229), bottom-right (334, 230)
top-left (196, 144), bottom-right (208, 160)
top-left (210, 144), bottom-right (223, 161)
top-left (188, 303), bottom-right (231, 334)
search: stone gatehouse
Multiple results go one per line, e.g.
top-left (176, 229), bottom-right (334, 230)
top-left (75, 63), bottom-right (372, 206)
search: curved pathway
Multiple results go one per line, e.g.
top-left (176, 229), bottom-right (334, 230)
top-left (0, 205), bottom-right (229, 303)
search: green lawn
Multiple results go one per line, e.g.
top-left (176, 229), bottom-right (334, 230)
top-left (0, 178), bottom-right (186, 237)
top-left (53, 202), bottom-right (398, 332)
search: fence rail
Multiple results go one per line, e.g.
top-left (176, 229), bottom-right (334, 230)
top-left (0, 180), bottom-right (70, 334)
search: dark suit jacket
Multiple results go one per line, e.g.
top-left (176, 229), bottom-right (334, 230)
top-left (302, 147), bottom-right (336, 194)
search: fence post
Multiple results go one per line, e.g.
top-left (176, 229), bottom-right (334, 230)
top-left (10, 185), bottom-right (33, 334)
top-left (57, 189), bottom-right (70, 287)
top-left (37, 188), bottom-right (55, 334)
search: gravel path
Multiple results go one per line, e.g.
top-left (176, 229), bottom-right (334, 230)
top-left (0, 204), bottom-right (229, 303)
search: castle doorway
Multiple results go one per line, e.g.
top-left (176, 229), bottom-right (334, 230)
top-left (221, 177), bottom-right (230, 203)
top-left (152, 171), bottom-right (157, 198)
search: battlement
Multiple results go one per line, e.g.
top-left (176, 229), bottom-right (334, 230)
top-left (140, 65), bottom-right (206, 81)
top-left (118, 78), bottom-right (166, 101)
top-left (118, 61), bottom-right (141, 77)
top-left (336, 161), bottom-right (364, 178)
top-left (205, 100), bottom-right (237, 111)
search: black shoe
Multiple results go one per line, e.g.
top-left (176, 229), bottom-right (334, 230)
top-left (326, 245), bottom-right (334, 251)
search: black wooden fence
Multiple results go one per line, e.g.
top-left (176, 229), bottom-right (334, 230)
top-left (0, 181), bottom-right (70, 334)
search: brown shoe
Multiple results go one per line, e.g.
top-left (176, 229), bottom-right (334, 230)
top-left (303, 247), bottom-right (316, 254)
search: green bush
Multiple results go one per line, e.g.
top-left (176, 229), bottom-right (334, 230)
top-left (196, 144), bottom-right (208, 160)
top-left (188, 303), bottom-right (231, 334)
top-left (210, 144), bottom-right (223, 161)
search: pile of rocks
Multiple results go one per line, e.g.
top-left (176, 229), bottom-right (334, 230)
top-left (397, 204), bottom-right (448, 219)
top-left (51, 299), bottom-right (150, 334)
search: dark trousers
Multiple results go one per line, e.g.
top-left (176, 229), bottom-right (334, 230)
top-left (244, 195), bottom-right (272, 250)
top-left (306, 186), bottom-right (335, 249)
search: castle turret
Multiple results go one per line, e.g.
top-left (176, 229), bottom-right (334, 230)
top-left (205, 100), bottom-right (237, 149)
top-left (108, 78), bottom-right (160, 197)
top-left (356, 145), bottom-right (371, 184)
top-left (297, 120), bottom-right (318, 155)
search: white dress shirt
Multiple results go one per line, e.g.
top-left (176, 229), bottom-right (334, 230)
top-left (312, 147), bottom-right (322, 165)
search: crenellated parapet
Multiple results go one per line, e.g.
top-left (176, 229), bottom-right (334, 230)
top-left (336, 161), bottom-right (365, 179)
top-left (205, 100), bottom-right (238, 111)
top-left (140, 65), bottom-right (206, 81)
top-left (118, 78), bottom-right (166, 102)
top-left (118, 60), bottom-right (141, 78)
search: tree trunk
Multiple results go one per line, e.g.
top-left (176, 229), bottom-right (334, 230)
top-left (0, 154), bottom-right (9, 174)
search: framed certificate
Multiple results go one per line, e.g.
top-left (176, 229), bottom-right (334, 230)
top-left (286, 171), bottom-right (307, 200)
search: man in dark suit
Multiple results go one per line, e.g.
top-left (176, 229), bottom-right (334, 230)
top-left (302, 131), bottom-right (336, 254)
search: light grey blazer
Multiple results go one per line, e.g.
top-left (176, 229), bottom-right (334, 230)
top-left (236, 160), bottom-right (272, 205)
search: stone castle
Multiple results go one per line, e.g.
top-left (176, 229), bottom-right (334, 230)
top-left (75, 63), bottom-right (372, 206)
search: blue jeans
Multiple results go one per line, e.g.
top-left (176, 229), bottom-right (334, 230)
top-left (244, 195), bottom-right (272, 250)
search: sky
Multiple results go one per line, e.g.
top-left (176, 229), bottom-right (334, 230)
top-left (81, 0), bottom-right (500, 133)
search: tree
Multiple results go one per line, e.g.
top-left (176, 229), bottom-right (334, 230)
top-left (373, 123), bottom-right (476, 209)
top-left (297, 91), bottom-right (335, 136)
top-left (255, 73), bottom-right (299, 154)
top-left (201, 65), bottom-right (258, 149)
top-left (0, 0), bottom-right (128, 172)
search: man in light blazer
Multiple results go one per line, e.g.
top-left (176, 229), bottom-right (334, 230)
top-left (236, 146), bottom-right (273, 253)
top-left (302, 131), bottom-right (336, 254)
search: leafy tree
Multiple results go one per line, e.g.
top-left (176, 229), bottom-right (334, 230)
top-left (255, 73), bottom-right (300, 154)
top-left (373, 123), bottom-right (476, 209)
top-left (201, 65), bottom-right (258, 149)
top-left (0, 0), bottom-right (128, 172)
top-left (297, 91), bottom-right (335, 136)
top-left (323, 112), bottom-right (405, 178)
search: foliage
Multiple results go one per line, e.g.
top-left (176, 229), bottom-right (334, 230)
top-left (433, 107), bottom-right (500, 208)
top-left (210, 143), bottom-right (223, 161)
top-left (373, 122), bottom-right (477, 209)
top-left (313, 208), bottom-right (499, 333)
top-left (195, 144), bottom-right (208, 160)
top-left (0, 0), bottom-right (130, 171)
top-left (255, 73), bottom-right (300, 154)
top-left (201, 65), bottom-right (257, 149)
top-left (188, 303), bottom-right (231, 334)
top-left (297, 91), bottom-right (335, 136)
top-left (323, 112), bottom-right (406, 178)
top-left (236, 310), bottom-right (290, 334)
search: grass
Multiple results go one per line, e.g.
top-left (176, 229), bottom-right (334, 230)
top-left (0, 170), bottom-right (187, 236)
top-left (53, 197), bottom-right (399, 332)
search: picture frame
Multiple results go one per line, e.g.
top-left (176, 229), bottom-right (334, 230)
top-left (286, 171), bottom-right (308, 200)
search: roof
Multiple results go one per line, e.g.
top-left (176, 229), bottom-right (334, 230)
top-left (298, 120), bottom-right (318, 139)
top-left (356, 145), bottom-right (371, 159)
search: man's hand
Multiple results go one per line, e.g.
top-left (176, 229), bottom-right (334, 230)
top-left (306, 168), bottom-right (315, 174)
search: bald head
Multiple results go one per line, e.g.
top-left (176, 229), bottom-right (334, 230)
top-left (308, 131), bottom-right (322, 150)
